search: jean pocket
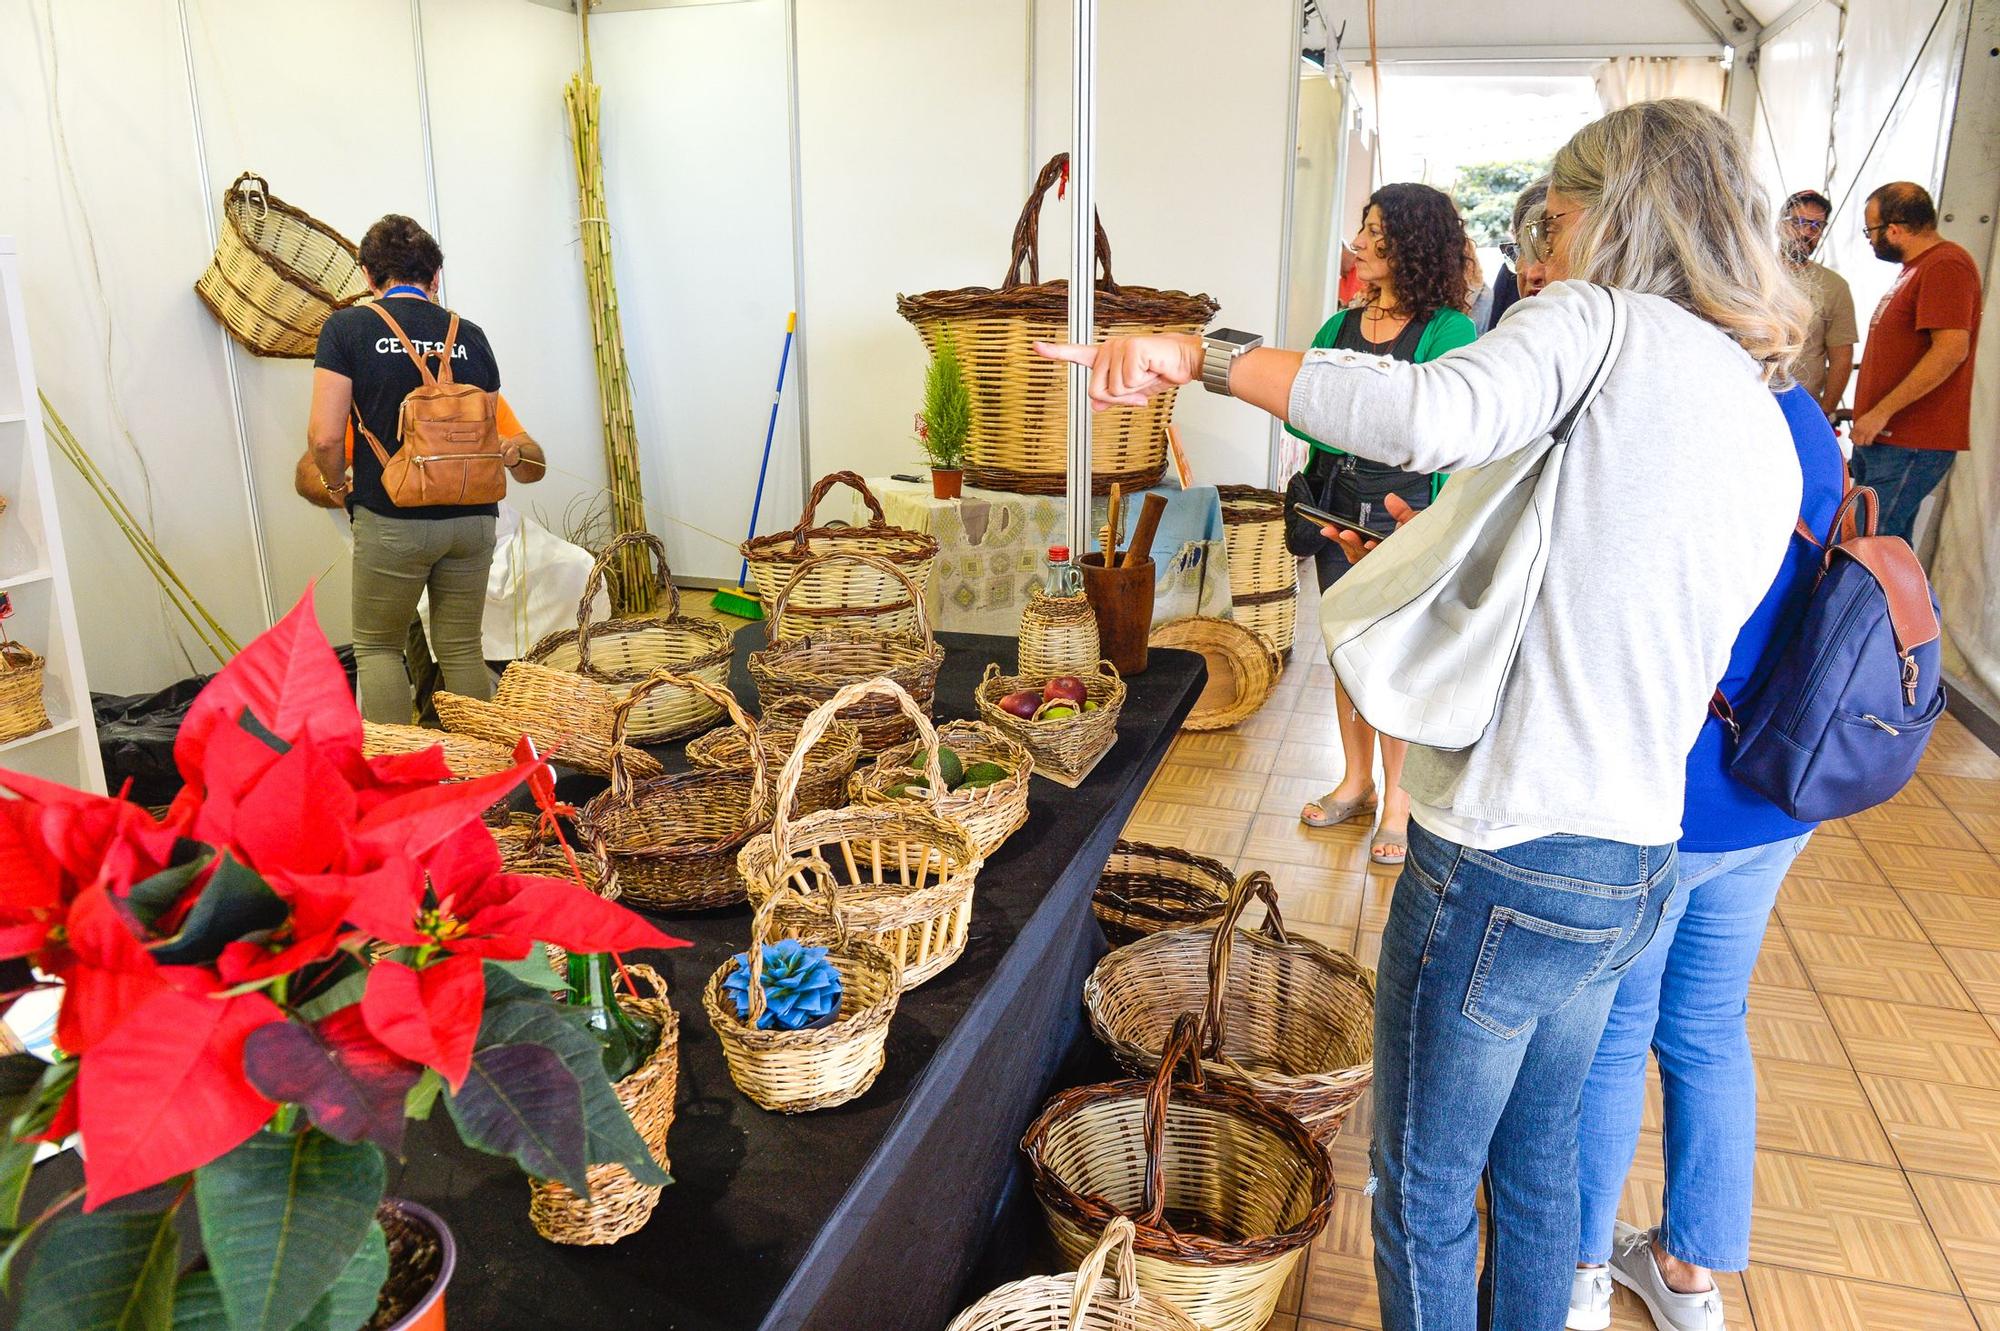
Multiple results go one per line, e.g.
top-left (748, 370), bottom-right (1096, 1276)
top-left (1463, 907), bottom-right (1624, 1039)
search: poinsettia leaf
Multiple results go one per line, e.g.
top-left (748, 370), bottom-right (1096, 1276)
top-left (119, 841), bottom-right (216, 933)
top-left (76, 989), bottom-right (281, 1209)
top-left (147, 854), bottom-right (287, 968)
top-left (476, 875), bottom-right (684, 955)
top-left (16, 1206), bottom-right (180, 1331)
top-left (352, 762), bottom-right (534, 863)
top-left (58, 886), bottom-right (171, 1056)
top-left (0, 1055), bottom-right (73, 1230)
top-left (360, 957), bottom-right (483, 1090)
top-left (169, 1270), bottom-right (229, 1330)
top-left (193, 1129), bottom-right (384, 1331)
top-left (295, 1220), bottom-right (387, 1331)
top-left (488, 953), bottom-right (567, 993)
top-left (443, 1041), bottom-right (589, 1193)
top-left (294, 970), bottom-right (368, 1025)
top-left (404, 1068), bottom-right (444, 1122)
top-left (242, 1011), bottom-right (420, 1155)
top-left (175, 591), bottom-right (360, 788)
top-left (230, 740), bottom-right (356, 877)
top-left (363, 746), bottom-right (454, 787)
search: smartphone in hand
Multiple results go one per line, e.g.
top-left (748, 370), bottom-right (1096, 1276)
top-left (1293, 501), bottom-right (1387, 544)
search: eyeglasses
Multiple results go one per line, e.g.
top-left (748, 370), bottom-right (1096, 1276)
top-left (1861, 222), bottom-right (1890, 238)
top-left (1786, 215), bottom-right (1828, 232)
top-left (1525, 208), bottom-right (1579, 252)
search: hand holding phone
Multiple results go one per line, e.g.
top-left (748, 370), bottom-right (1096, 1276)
top-left (1292, 500), bottom-right (1386, 543)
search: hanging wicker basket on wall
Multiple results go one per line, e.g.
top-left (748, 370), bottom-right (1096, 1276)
top-left (194, 173), bottom-right (368, 359)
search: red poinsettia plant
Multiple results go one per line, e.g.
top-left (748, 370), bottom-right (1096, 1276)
top-left (0, 593), bottom-right (684, 1330)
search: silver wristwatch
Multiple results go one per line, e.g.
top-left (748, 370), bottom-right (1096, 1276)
top-left (1200, 328), bottom-right (1264, 396)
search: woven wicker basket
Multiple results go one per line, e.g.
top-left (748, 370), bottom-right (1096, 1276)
top-left (1092, 840), bottom-right (1234, 948)
top-left (580, 671), bottom-right (769, 912)
top-left (1217, 485), bottom-right (1298, 658)
top-left (526, 532), bottom-right (732, 742)
top-left (528, 965), bottom-right (678, 1245)
top-left (0, 642), bottom-right (50, 745)
top-left (362, 722), bottom-right (515, 780)
top-left (434, 661), bottom-right (661, 781)
top-left (1231, 588), bottom-right (1299, 663)
top-left (850, 718), bottom-right (1033, 859)
top-left (1019, 590), bottom-right (1101, 681)
top-left (749, 553), bottom-right (943, 754)
top-left (945, 1218), bottom-right (1200, 1331)
top-left (194, 173), bottom-right (368, 359)
top-left (688, 695), bottom-right (860, 820)
top-left (975, 660), bottom-right (1123, 785)
top-left (490, 813), bottom-right (614, 900)
top-left (1085, 872), bottom-right (1375, 1143)
top-left (1023, 1015), bottom-right (1335, 1331)
top-left (896, 155), bottom-right (1218, 496)
top-left (739, 681), bottom-right (983, 991)
top-left (703, 869), bottom-right (903, 1113)
top-left (742, 472), bottom-right (938, 641)
top-left (1146, 617), bottom-right (1279, 732)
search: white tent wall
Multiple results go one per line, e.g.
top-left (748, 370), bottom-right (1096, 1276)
top-left (1934, 217), bottom-right (2000, 711)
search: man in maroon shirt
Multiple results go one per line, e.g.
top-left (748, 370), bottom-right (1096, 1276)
top-left (1851, 181), bottom-right (1982, 541)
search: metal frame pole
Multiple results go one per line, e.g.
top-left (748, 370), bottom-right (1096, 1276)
top-left (409, 0), bottom-right (446, 301)
top-left (1065, 0), bottom-right (1097, 560)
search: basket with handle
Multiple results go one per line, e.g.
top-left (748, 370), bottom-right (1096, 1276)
top-left (702, 864), bottom-right (903, 1113)
top-left (944, 1217), bottom-right (1200, 1331)
top-left (741, 471), bottom-right (938, 640)
top-left (434, 661), bottom-right (661, 781)
top-left (1023, 1014), bottom-right (1335, 1331)
top-left (1019, 590), bottom-right (1101, 681)
top-left (489, 812), bottom-right (614, 900)
top-left (748, 552), bottom-right (944, 753)
top-left (896, 154), bottom-right (1218, 496)
top-left (738, 680), bottom-right (983, 991)
top-left (975, 660), bottom-right (1123, 784)
top-left (687, 695), bottom-right (861, 820)
top-left (526, 531), bottom-right (733, 742)
top-left (1085, 871), bottom-right (1375, 1143)
top-left (193, 172), bottom-right (369, 359)
top-left (527, 964), bottom-right (679, 1244)
top-left (1091, 840), bottom-right (1234, 948)
top-left (0, 642), bottom-right (48, 745)
top-left (1217, 485), bottom-right (1298, 658)
top-left (579, 670), bottom-right (770, 912)
top-left (849, 718), bottom-right (1033, 859)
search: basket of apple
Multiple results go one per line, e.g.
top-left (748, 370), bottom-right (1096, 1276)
top-left (851, 720), bottom-right (1035, 857)
top-left (975, 660), bottom-right (1125, 786)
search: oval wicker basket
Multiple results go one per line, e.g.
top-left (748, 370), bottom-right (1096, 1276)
top-left (362, 722), bottom-right (515, 780)
top-left (850, 718), bottom-right (1033, 859)
top-left (688, 695), bottom-right (861, 820)
top-left (975, 660), bottom-right (1123, 785)
top-left (945, 1218), bottom-right (1200, 1331)
top-left (528, 964), bottom-right (679, 1245)
top-left (526, 532), bottom-right (733, 742)
top-left (193, 173), bottom-right (368, 359)
top-left (741, 471), bottom-right (938, 641)
top-left (434, 660), bottom-right (661, 782)
top-left (1023, 1015), bottom-right (1335, 1331)
top-left (0, 642), bottom-right (51, 745)
top-left (1146, 617), bottom-right (1279, 732)
top-left (489, 813), bottom-right (614, 900)
top-left (1085, 872), bottom-right (1375, 1143)
top-left (1019, 589), bottom-right (1101, 681)
top-left (1218, 485), bottom-right (1298, 658)
top-left (579, 671), bottom-right (769, 912)
top-left (1092, 840), bottom-right (1234, 949)
top-left (703, 868), bottom-right (903, 1113)
top-left (749, 552), bottom-right (943, 754)
top-left (739, 681), bottom-right (983, 991)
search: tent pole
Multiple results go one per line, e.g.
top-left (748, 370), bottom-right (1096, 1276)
top-left (1065, 0), bottom-right (1098, 560)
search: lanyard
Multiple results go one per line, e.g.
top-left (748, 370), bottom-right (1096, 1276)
top-left (383, 284), bottom-right (431, 300)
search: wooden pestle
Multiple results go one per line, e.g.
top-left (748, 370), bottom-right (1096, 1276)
top-left (1121, 493), bottom-right (1168, 568)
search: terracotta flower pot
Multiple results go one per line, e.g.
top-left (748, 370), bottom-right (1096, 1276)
top-left (378, 1199), bottom-right (457, 1331)
top-left (931, 467), bottom-right (963, 500)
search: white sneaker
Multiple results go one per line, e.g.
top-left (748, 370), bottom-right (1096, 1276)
top-left (1609, 1222), bottom-right (1726, 1331)
top-left (1568, 1264), bottom-right (1612, 1330)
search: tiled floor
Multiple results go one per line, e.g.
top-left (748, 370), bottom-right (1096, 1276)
top-left (1123, 648), bottom-right (2000, 1331)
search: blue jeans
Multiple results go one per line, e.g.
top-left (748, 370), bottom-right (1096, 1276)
top-left (1851, 443), bottom-right (1956, 543)
top-left (1372, 822), bottom-right (1676, 1331)
top-left (1575, 832), bottom-right (1812, 1270)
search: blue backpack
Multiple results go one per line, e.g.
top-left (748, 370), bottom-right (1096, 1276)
top-left (1716, 486), bottom-right (1946, 822)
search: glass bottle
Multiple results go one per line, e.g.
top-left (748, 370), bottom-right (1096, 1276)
top-left (1044, 545), bottom-right (1081, 598)
top-left (565, 952), bottom-right (662, 1082)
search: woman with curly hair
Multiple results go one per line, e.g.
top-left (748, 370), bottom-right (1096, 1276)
top-left (1288, 183), bottom-right (1477, 865)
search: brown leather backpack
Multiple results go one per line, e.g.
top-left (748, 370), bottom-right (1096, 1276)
top-left (353, 302), bottom-right (508, 507)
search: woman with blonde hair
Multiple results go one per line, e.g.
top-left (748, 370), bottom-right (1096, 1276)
top-left (1039, 99), bottom-right (1807, 1331)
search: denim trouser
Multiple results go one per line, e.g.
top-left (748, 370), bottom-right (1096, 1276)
top-left (1372, 822), bottom-right (1676, 1331)
top-left (351, 507), bottom-right (496, 724)
top-left (1851, 443), bottom-right (1956, 543)
top-left (1574, 832), bottom-right (1813, 1270)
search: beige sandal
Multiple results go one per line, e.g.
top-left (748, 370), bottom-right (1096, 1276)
top-left (1371, 823), bottom-right (1409, 866)
top-left (1301, 788), bottom-right (1377, 828)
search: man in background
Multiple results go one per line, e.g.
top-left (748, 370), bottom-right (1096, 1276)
top-left (1779, 189), bottom-right (1857, 424)
top-left (1852, 181), bottom-right (1982, 541)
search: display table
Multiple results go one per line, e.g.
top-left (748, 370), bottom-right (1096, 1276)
top-left (855, 476), bottom-right (1233, 636)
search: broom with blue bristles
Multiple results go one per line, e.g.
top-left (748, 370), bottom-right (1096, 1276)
top-left (712, 311), bottom-right (797, 620)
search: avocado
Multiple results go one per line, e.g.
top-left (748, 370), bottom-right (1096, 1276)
top-left (958, 761), bottom-right (1011, 788)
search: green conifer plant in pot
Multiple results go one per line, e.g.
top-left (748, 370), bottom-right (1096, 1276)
top-left (918, 329), bottom-right (972, 500)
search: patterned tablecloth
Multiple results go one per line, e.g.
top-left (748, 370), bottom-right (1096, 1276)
top-left (854, 476), bottom-right (1234, 636)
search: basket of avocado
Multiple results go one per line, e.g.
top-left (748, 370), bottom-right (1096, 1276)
top-left (975, 660), bottom-right (1124, 787)
top-left (851, 719), bottom-right (1033, 858)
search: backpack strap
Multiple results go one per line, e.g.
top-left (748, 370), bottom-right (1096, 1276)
top-left (364, 301), bottom-right (442, 386)
top-left (351, 406), bottom-right (394, 470)
top-left (436, 312), bottom-right (460, 385)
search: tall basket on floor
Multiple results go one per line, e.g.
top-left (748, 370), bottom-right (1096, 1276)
top-left (1217, 485), bottom-right (1297, 659)
top-left (741, 471), bottom-right (938, 640)
top-left (944, 1218), bottom-right (1199, 1331)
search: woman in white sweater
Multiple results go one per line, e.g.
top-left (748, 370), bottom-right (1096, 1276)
top-left (1039, 100), bottom-right (1807, 1331)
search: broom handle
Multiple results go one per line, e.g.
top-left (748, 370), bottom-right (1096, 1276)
top-left (736, 311), bottom-right (797, 590)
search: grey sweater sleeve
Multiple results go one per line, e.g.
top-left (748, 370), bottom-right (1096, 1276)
top-left (1285, 280), bottom-right (1617, 474)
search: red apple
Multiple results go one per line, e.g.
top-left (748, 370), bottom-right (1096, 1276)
top-left (997, 689), bottom-right (1044, 719)
top-left (1044, 675), bottom-right (1087, 705)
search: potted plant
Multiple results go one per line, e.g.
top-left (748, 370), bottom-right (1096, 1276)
top-left (0, 592), bottom-right (685, 1330)
top-left (918, 329), bottom-right (972, 499)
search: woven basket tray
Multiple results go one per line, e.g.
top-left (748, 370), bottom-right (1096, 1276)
top-left (739, 681), bottom-right (983, 991)
top-left (1146, 617), bottom-right (1279, 732)
top-left (526, 532), bottom-right (732, 742)
top-left (749, 552), bottom-right (943, 754)
top-left (580, 671), bottom-right (769, 912)
top-left (850, 718), bottom-right (1033, 860)
top-left (194, 173), bottom-right (367, 359)
top-left (0, 642), bottom-right (50, 746)
top-left (528, 965), bottom-right (678, 1244)
top-left (945, 1218), bottom-right (1199, 1331)
top-left (688, 695), bottom-right (861, 820)
top-left (434, 661), bottom-right (661, 782)
top-left (975, 660), bottom-right (1123, 786)
top-left (362, 722), bottom-right (515, 780)
top-left (742, 472), bottom-right (938, 641)
top-left (1019, 589), bottom-right (1101, 681)
top-left (1085, 872), bottom-right (1375, 1143)
top-left (1024, 1015), bottom-right (1335, 1331)
top-left (1092, 839), bottom-right (1234, 948)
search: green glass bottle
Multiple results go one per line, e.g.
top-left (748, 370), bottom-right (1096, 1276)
top-left (565, 952), bottom-right (662, 1082)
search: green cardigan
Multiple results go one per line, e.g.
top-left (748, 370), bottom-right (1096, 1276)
top-left (1284, 305), bottom-right (1479, 497)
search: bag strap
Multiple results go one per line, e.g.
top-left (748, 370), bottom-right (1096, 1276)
top-left (352, 407), bottom-right (395, 470)
top-left (1547, 286), bottom-right (1627, 449)
top-left (365, 302), bottom-right (442, 387)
